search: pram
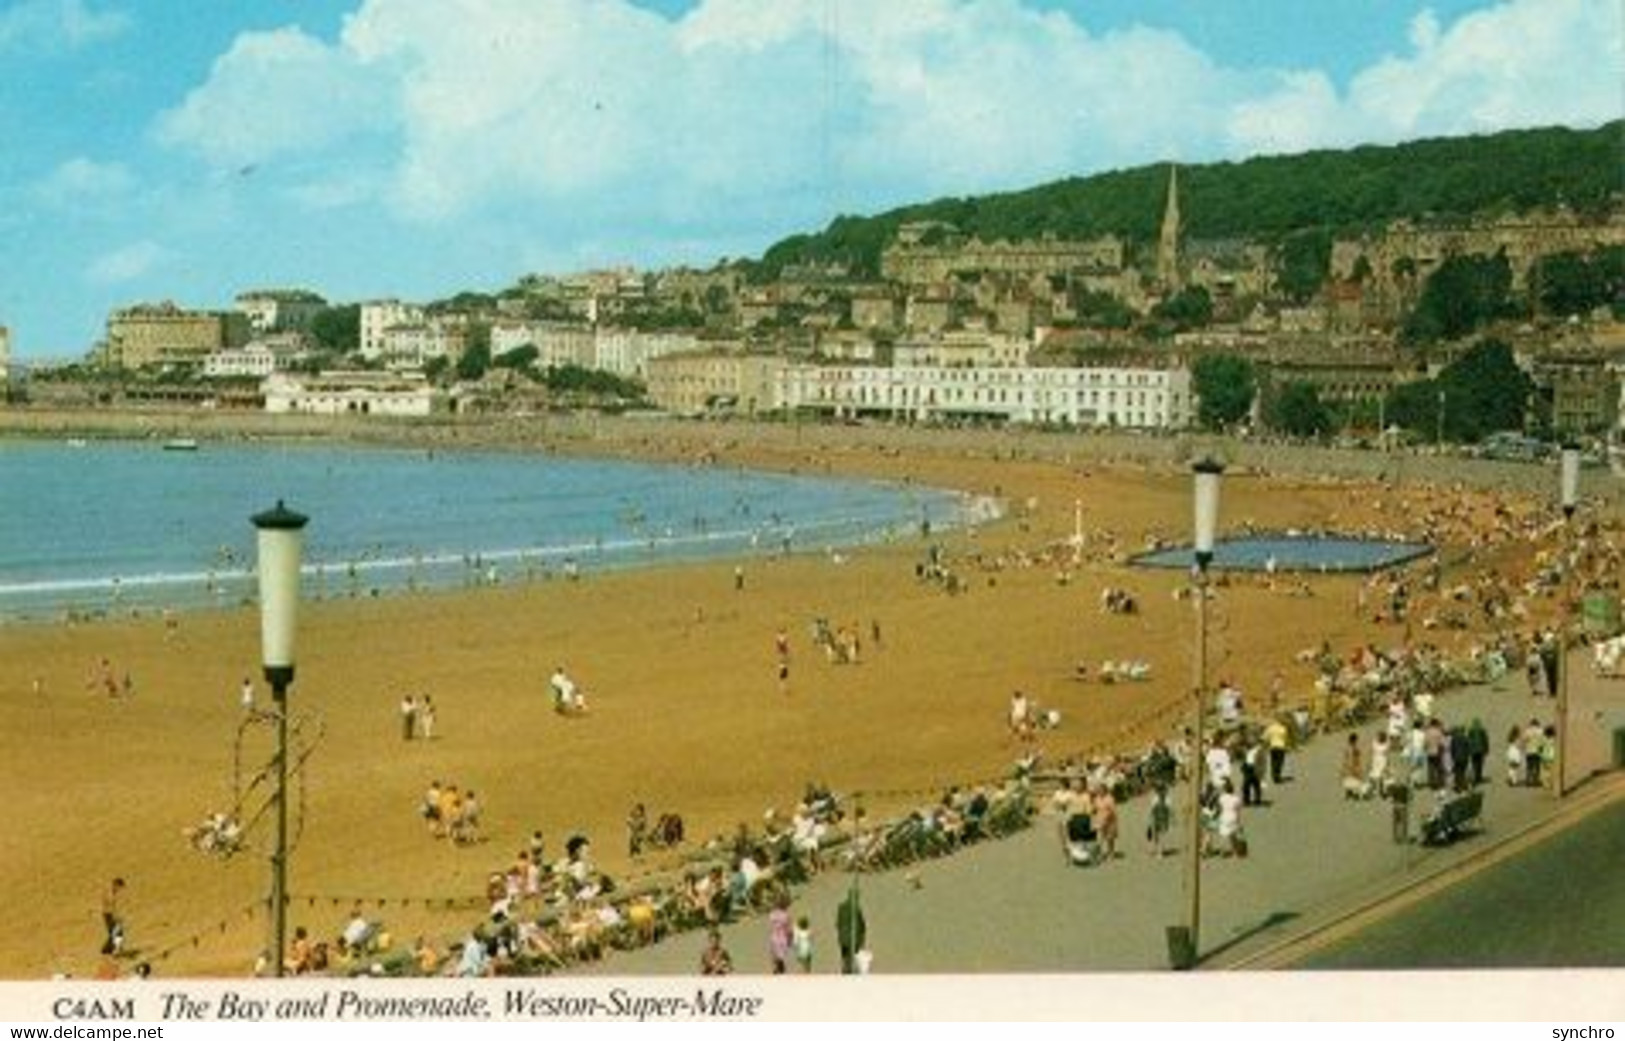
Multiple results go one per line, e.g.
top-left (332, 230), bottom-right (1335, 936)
top-left (1062, 812), bottom-right (1101, 867)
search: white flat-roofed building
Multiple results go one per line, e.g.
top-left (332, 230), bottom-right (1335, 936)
top-left (360, 299), bottom-right (425, 360)
top-left (204, 343), bottom-right (278, 378)
top-left (262, 371), bottom-right (441, 417)
top-left (203, 333), bottom-right (311, 379)
top-left (779, 362), bottom-right (1192, 429)
top-left (235, 289), bottom-right (326, 334)
top-left (0, 325), bottom-right (10, 384)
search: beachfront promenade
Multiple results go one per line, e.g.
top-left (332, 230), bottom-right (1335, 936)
top-left (584, 666), bottom-right (1625, 975)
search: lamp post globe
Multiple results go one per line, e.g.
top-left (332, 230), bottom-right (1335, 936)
top-left (1192, 458), bottom-right (1225, 572)
top-left (1560, 443), bottom-right (1581, 521)
top-left (252, 500), bottom-right (308, 690)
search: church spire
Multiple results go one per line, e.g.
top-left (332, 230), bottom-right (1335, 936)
top-left (1157, 163), bottom-right (1182, 291)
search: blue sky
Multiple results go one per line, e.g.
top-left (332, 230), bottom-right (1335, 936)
top-left (0, 0), bottom-right (1618, 360)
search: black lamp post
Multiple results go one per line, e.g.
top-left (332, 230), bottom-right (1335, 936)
top-left (252, 500), bottom-right (307, 978)
top-left (1172, 458), bottom-right (1222, 970)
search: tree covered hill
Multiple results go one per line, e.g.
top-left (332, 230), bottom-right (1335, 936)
top-left (753, 120), bottom-right (1623, 280)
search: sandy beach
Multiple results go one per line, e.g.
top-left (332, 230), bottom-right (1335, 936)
top-left (0, 410), bottom-right (1575, 977)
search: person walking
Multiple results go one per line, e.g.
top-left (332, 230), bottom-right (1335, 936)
top-left (100, 878), bottom-right (126, 957)
top-left (1341, 732), bottom-right (1368, 799)
top-left (835, 881), bottom-right (866, 975)
top-left (1466, 718), bottom-right (1490, 787)
top-left (1145, 783), bottom-right (1172, 857)
top-left (1240, 738), bottom-right (1265, 806)
top-left (1263, 716), bottom-right (1290, 785)
top-left (420, 696), bottom-right (436, 741)
top-left (767, 893), bottom-right (793, 974)
top-left (400, 694), bottom-right (417, 741)
top-left (699, 928), bottom-right (733, 976)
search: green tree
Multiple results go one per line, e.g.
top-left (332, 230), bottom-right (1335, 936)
top-left (1534, 246), bottom-right (1624, 318)
top-left (1383, 378), bottom-right (1443, 442)
top-left (1263, 380), bottom-right (1332, 438)
top-left (494, 343), bottom-right (540, 370)
top-left (455, 332), bottom-right (491, 382)
top-left (1402, 252), bottom-right (1517, 344)
top-left (1191, 353), bottom-right (1257, 430)
top-left (1074, 290), bottom-right (1136, 330)
top-left (1276, 228), bottom-right (1332, 303)
top-left (1434, 338), bottom-right (1532, 442)
top-left (1382, 339), bottom-right (1532, 443)
top-left (309, 304), bottom-right (360, 354)
top-left (1149, 286), bottom-right (1213, 332)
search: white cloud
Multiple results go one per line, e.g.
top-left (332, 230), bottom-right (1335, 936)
top-left (1230, 0), bottom-right (1621, 154)
top-left (156, 26), bottom-right (392, 170)
top-left (86, 241), bottom-right (165, 284)
top-left (159, 0), bottom-right (1623, 234)
top-left (34, 157), bottom-right (134, 208)
top-left (0, 0), bottom-right (128, 51)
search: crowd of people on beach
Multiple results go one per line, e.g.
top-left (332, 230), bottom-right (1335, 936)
top-left (420, 781), bottom-right (483, 845)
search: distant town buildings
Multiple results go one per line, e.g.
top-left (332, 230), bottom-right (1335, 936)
top-left (53, 150), bottom-right (1624, 441)
top-left (262, 371), bottom-right (442, 417)
top-left (359, 299), bottom-right (426, 361)
top-left (103, 302), bottom-right (250, 370)
top-left (202, 333), bottom-right (312, 379)
top-left (778, 361), bottom-right (1193, 429)
top-left (234, 289), bottom-right (326, 334)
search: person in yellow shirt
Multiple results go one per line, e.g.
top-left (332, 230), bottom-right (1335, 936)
top-left (1263, 717), bottom-right (1291, 785)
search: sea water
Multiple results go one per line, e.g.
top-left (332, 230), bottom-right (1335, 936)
top-left (0, 440), bottom-right (984, 621)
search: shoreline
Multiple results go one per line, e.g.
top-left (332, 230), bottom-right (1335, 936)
top-left (5, 404), bottom-right (1618, 507)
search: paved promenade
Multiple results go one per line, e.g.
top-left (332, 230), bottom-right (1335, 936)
top-left (583, 663), bottom-right (1625, 976)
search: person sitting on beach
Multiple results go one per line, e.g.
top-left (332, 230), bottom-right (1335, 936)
top-left (340, 906), bottom-right (379, 956)
top-left (284, 927), bottom-right (314, 975)
top-left (549, 666), bottom-right (574, 711)
top-left (187, 812), bottom-right (242, 856)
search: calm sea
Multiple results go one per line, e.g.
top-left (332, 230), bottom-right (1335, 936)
top-left (0, 439), bottom-right (983, 621)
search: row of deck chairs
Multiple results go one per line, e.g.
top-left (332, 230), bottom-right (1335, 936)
top-left (845, 785), bottom-right (1033, 873)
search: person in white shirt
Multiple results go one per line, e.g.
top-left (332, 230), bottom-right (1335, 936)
top-left (1205, 741), bottom-right (1233, 791)
top-left (1216, 782), bottom-right (1243, 855)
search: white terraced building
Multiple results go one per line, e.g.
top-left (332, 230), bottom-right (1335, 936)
top-left (778, 363), bottom-right (1194, 429)
top-left (262, 371), bottom-right (442, 417)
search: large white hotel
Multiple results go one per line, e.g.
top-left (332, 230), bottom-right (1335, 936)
top-left (776, 362), bottom-right (1194, 429)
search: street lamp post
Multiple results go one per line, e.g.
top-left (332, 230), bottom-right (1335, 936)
top-left (1174, 458), bottom-right (1223, 970)
top-left (1556, 444), bottom-right (1580, 797)
top-left (252, 500), bottom-right (307, 978)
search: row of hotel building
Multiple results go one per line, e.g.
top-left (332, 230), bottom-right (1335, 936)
top-left (265, 354), bottom-right (1193, 431)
